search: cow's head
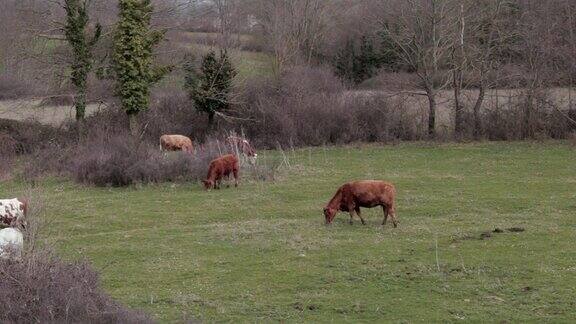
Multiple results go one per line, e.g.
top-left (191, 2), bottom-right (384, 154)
top-left (323, 207), bottom-right (337, 224)
top-left (18, 198), bottom-right (28, 217)
top-left (16, 198), bottom-right (28, 230)
top-left (248, 153), bottom-right (257, 165)
top-left (202, 179), bottom-right (214, 190)
top-left (241, 141), bottom-right (257, 165)
top-left (12, 217), bottom-right (27, 231)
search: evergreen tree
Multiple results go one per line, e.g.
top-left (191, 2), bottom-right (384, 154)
top-left (334, 39), bottom-right (357, 84)
top-left (185, 50), bottom-right (236, 126)
top-left (354, 36), bottom-right (380, 84)
top-left (63, 0), bottom-right (101, 125)
top-left (377, 27), bottom-right (402, 71)
top-left (333, 36), bottom-right (386, 85)
top-left (113, 0), bottom-right (170, 136)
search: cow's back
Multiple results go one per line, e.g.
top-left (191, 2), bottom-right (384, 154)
top-left (213, 154), bottom-right (238, 170)
top-left (160, 135), bottom-right (193, 151)
top-left (347, 181), bottom-right (395, 207)
top-left (206, 154), bottom-right (238, 181)
top-left (0, 198), bottom-right (25, 226)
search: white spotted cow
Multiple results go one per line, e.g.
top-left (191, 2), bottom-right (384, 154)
top-left (227, 136), bottom-right (257, 165)
top-left (0, 198), bottom-right (27, 229)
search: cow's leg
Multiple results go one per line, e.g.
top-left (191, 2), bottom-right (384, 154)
top-left (348, 204), bottom-right (357, 225)
top-left (356, 207), bottom-right (366, 225)
top-left (348, 210), bottom-right (355, 225)
top-left (389, 204), bottom-right (398, 228)
top-left (382, 206), bottom-right (388, 226)
top-left (225, 173), bottom-right (231, 188)
top-left (233, 168), bottom-right (239, 187)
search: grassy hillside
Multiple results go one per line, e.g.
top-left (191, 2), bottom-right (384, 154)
top-left (174, 31), bottom-right (275, 82)
top-left (2, 142), bottom-right (575, 322)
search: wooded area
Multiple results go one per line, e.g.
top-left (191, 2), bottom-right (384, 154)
top-left (1, 0), bottom-right (575, 142)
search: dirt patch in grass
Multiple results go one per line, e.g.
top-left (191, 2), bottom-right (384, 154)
top-left (452, 227), bottom-right (526, 243)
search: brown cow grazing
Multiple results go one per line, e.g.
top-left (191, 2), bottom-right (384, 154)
top-left (160, 135), bottom-right (193, 153)
top-left (202, 154), bottom-right (239, 190)
top-left (323, 180), bottom-right (397, 227)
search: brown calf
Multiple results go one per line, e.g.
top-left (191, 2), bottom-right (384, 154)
top-left (160, 135), bottom-right (193, 153)
top-left (202, 154), bottom-right (239, 190)
top-left (323, 180), bottom-right (397, 227)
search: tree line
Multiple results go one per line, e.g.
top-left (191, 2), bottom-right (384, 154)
top-left (57, 0), bottom-right (235, 137)
top-left (1, 0), bottom-right (575, 139)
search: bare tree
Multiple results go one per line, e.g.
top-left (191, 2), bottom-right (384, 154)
top-left (210, 0), bottom-right (242, 49)
top-left (0, 1), bottom-right (60, 84)
top-left (254, 0), bottom-right (329, 72)
top-left (514, 1), bottom-right (568, 138)
top-left (379, 0), bottom-right (459, 137)
top-left (452, 0), bottom-right (465, 135)
top-left (460, 0), bottom-right (512, 137)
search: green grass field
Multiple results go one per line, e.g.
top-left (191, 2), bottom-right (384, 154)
top-left (2, 142), bottom-right (575, 322)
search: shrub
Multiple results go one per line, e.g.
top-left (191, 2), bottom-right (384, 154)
top-left (38, 94), bottom-right (75, 107)
top-left (87, 77), bottom-right (115, 103)
top-left (0, 118), bottom-right (70, 154)
top-left (22, 142), bottom-right (77, 181)
top-left (141, 90), bottom-right (208, 143)
top-left (14, 107), bottom-right (278, 186)
top-left (235, 66), bottom-right (576, 145)
top-left (72, 135), bottom-right (150, 186)
top-left (0, 253), bottom-right (154, 323)
top-left (359, 71), bottom-right (419, 90)
top-left (0, 74), bottom-right (36, 100)
top-left (235, 66), bottom-right (423, 147)
top-left (0, 132), bottom-right (18, 180)
top-left (71, 134), bottom-right (222, 187)
top-left (457, 102), bottom-right (576, 141)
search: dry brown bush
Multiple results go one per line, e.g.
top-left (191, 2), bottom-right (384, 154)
top-left (141, 90), bottom-right (208, 143)
top-left (0, 75), bottom-right (37, 100)
top-left (70, 134), bottom-right (219, 187)
top-left (235, 66), bottom-right (423, 147)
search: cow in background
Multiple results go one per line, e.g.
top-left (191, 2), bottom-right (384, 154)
top-left (0, 198), bottom-right (26, 260)
top-left (227, 136), bottom-right (257, 165)
top-left (160, 135), bottom-right (194, 153)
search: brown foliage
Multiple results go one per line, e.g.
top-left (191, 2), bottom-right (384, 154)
top-left (70, 134), bottom-right (219, 187)
top-left (0, 253), bottom-right (154, 323)
top-left (0, 75), bottom-right (38, 100)
top-left (236, 66), bottom-right (423, 147)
